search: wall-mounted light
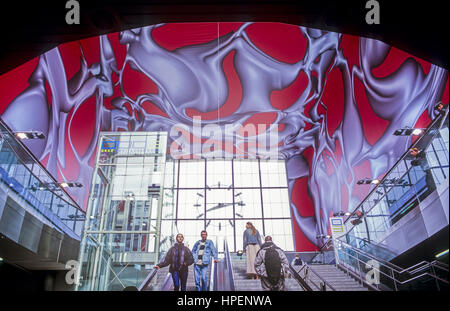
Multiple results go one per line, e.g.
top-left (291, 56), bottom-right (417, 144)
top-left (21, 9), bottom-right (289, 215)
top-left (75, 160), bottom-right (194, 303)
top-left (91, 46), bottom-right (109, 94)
top-left (351, 219), bottom-right (363, 225)
top-left (316, 234), bottom-right (331, 239)
top-left (357, 178), bottom-right (380, 185)
top-left (435, 249), bottom-right (449, 258)
top-left (393, 128), bottom-right (424, 136)
top-left (59, 182), bottom-right (83, 188)
top-left (14, 131), bottom-right (46, 140)
top-left (333, 211), bottom-right (352, 217)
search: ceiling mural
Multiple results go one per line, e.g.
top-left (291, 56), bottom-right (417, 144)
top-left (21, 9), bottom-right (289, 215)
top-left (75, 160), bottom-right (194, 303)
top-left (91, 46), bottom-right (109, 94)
top-left (0, 22), bottom-right (448, 251)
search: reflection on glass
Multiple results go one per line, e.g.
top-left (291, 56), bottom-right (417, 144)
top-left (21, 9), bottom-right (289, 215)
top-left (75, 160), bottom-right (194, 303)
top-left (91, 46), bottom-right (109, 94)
top-left (344, 115), bottom-right (449, 248)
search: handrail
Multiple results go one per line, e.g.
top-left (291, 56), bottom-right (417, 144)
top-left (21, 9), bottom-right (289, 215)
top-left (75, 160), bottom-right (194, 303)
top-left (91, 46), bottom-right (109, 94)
top-left (137, 248), bottom-right (170, 291)
top-left (0, 118), bottom-right (81, 210)
top-left (302, 263), bottom-right (337, 291)
top-left (209, 260), bottom-right (217, 291)
top-left (224, 240), bottom-right (235, 291)
top-left (330, 237), bottom-right (449, 290)
top-left (344, 108), bottom-right (449, 226)
top-left (137, 268), bottom-right (158, 291)
top-left (345, 236), bottom-right (397, 257)
top-left (332, 237), bottom-right (434, 274)
top-left (289, 264), bottom-right (313, 291)
top-left (160, 272), bottom-right (173, 291)
top-left (334, 238), bottom-right (449, 276)
top-left (336, 243), bottom-right (449, 290)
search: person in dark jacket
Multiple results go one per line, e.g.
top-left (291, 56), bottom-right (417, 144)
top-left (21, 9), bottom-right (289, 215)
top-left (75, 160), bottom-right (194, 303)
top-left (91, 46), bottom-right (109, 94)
top-left (155, 233), bottom-right (194, 291)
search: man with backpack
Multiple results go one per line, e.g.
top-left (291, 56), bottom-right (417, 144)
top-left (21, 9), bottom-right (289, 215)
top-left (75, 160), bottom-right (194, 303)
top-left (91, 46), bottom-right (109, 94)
top-left (254, 236), bottom-right (290, 291)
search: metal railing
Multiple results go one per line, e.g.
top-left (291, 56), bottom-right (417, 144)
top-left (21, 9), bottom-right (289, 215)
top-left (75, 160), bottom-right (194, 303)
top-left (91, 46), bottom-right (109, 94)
top-left (137, 249), bottom-right (169, 291)
top-left (209, 257), bottom-right (217, 291)
top-left (288, 264), bottom-right (313, 291)
top-left (223, 239), bottom-right (236, 291)
top-left (325, 237), bottom-right (449, 291)
top-left (296, 263), bottom-right (337, 291)
top-left (137, 268), bottom-right (158, 291)
top-left (0, 119), bottom-right (85, 239)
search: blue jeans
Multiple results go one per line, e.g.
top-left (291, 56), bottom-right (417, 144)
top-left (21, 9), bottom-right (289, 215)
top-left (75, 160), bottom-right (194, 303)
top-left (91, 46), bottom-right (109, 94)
top-left (194, 264), bottom-right (208, 291)
top-left (172, 269), bottom-right (188, 291)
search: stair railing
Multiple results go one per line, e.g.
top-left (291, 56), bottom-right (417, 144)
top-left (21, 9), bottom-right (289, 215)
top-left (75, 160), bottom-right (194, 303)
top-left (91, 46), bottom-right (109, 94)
top-left (288, 264), bottom-right (313, 291)
top-left (223, 239), bottom-right (236, 291)
top-left (328, 237), bottom-right (449, 291)
top-left (297, 263), bottom-right (337, 291)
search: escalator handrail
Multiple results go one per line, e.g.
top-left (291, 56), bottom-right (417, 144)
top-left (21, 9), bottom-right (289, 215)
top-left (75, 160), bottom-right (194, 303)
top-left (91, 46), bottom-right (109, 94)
top-left (137, 268), bottom-right (158, 291)
top-left (160, 272), bottom-right (174, 291)
top-left (289, 264), bottom-right (313, 291)
top-left (209, 259), bottom-right (217, 291)
top-left (224, 240), bottom-right (236, 291)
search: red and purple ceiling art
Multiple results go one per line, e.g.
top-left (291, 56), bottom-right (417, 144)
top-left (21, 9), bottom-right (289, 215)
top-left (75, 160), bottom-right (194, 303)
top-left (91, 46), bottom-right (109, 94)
top-left (0, 22), bottom-right (448, 251)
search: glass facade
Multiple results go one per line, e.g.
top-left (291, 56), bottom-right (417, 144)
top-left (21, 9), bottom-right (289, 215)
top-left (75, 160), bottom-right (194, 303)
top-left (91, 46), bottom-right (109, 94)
top-left (164, 158), bottom-right (294, 253)
top-left (77, 132), bottom-right (169, 291)
top-left (77, 131), bottom-right (295, 290)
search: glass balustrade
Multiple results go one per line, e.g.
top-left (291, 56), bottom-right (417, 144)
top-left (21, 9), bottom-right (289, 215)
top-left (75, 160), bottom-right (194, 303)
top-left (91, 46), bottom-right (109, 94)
top-left (0, 119), bottom-right (84, 239)
top-left (342, 112), bottom-right (448, 254)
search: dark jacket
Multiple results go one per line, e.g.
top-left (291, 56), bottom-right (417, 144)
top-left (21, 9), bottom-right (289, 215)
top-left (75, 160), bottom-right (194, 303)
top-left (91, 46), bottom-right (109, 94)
top-left (157, 243), bottom-right (194, 273)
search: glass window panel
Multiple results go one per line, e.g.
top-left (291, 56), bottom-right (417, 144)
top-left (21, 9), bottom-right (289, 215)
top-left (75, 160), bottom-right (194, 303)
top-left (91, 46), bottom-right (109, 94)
top-left (207, 159), bottom-right (232, 187)
top-left (234, 160), bottom-right (259, 187)
top-left (262, 189), bottom-right (290, 218)
top-left (235, 189), bottom-right (262, 219)
top-left (206, 219), bottom-right (235, 253)
top-left (263, 219), bottom-right (294, 251)
top-left (179, 160), bottom-right (205, 188)
top-left (178, 190), bottom-right (204, 219)
top-left (174, 220), bottom-right (205, 249)
top-left (205, 189), bottom-right (233, 219)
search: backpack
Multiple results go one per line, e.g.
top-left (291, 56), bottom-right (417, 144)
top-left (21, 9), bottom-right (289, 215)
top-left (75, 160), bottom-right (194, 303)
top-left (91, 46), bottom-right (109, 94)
top-left (264, 246), bottom-right (282, 285)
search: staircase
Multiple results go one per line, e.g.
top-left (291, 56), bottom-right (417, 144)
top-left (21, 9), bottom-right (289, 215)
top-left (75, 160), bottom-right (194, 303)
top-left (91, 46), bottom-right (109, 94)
top-left (230, 253), bottom-right (303, 291)
top-left (298, 264), bottom-right (368, 291)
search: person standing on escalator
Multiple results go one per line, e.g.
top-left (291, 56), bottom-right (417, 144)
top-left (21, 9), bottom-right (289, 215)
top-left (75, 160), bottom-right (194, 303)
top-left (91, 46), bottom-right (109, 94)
top-left (254, 236), bottom-right (290, 291)
top-left (243, 222), bottom-right (263, 279)
top-left (155, 233), bottom-right (194, 291)
top-left (192, 230), bottom-right (219, 291)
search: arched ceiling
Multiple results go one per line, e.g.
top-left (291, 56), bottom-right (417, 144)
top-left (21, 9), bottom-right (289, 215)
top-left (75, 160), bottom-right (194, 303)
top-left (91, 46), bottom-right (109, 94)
top-left (0, 0), bottom-right (448, 75)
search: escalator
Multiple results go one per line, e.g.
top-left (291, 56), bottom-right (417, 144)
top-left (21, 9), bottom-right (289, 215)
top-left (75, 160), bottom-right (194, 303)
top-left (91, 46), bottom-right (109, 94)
top-left (137, 238), bottom-right (319, 291)
top-left (138, 255), bottom-right (215, 291)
